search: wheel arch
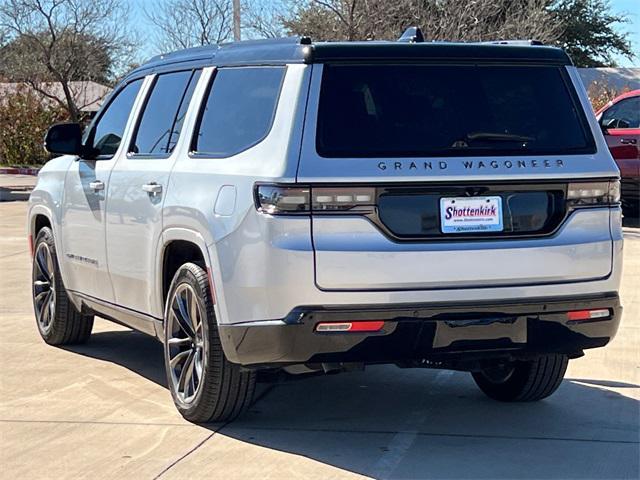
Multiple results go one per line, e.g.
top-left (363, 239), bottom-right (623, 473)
top-left (157, 228), bottom-right (218, 330)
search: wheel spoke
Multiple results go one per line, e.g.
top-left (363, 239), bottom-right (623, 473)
top-left (171, 307), bottom-right (194, 339)
top-left (178, 350), bottom-right (195, 392)
top-left (46, 250), bottom-right (54, 279)
top-left (168, 337), bottom-right (192, 347)
top-left (37, 290), bottom-right (51, 325)
top-left (169, 349), bottom-right (191, 369)
top-left (194, 349), bottom-right (203, 382)
top-left (174, 292), bottom-right (195, 338)
top-left (35, 249), bottom-right (49, 280)
top-left (34, 290), bottom-right (49, 305)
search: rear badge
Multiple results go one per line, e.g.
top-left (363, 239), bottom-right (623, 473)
top-left (440, 196), bottom-right (503, 233)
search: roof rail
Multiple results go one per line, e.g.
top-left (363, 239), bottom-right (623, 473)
top-left (398, 27), bottom-right (425, 43)
top-left (477, 40), bottom-right (544, 46)
top-left (146, 36), bottom-right (313, 65)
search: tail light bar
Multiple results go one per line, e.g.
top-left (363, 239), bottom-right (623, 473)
top-left (255, 180), bottom-right (621, 216)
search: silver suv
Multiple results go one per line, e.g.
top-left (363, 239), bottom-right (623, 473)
top-left (29, 33), bottom-right (623, 422)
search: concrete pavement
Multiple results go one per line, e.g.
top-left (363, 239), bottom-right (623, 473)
top-left (0, 174), bottom-right (37, 201)
top-left (1, 200), bottom-right (638, 479)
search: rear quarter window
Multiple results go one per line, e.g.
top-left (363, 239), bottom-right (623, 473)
top-left (316, 64), bottom-right (595, 158)
top-left (192, 66), bottom-right (285, 157)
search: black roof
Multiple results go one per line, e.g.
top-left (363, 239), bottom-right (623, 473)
top-left (127, 36), bottom-right (572, 79)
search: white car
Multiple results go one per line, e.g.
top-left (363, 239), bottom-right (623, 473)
top-left (29, 31), bottom-right (623, 422)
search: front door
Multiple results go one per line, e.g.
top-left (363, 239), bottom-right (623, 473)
top-left (60, 79), bottom-right (144, 302)
top-left (106, 69), bottom-right (201, 318)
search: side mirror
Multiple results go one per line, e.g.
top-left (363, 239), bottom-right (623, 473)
top-left (44, 123), bottom-right (83, 156)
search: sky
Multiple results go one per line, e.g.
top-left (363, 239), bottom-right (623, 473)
top-left (613, 0), bottom-right (640, 66)
top-left (132, 0), bottom-right (639, 67)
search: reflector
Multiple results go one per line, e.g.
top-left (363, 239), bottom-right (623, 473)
top-left (567, 309), bottom-right (610, 321)
top-left (316, 321), bottom-right (385, 332)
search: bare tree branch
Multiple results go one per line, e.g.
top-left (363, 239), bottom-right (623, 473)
top-left (145, 0), bottom-right (233, 53)
top-left (0, 0), bottom-right (136, 122)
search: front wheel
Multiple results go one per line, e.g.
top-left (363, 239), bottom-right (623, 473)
top-left (164, 262), bottom-right (255, 423)
top-left (472, 354), bottom-right (568, 402)
top-left (32, 227), bottom-right (93, 345)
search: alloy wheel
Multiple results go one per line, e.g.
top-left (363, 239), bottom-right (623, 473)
top-left (33, 242), bottom-right (56, 334)
top-left (166, 284), bottom-right (206, 404)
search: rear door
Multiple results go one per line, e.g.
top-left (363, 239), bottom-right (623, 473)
top-left (298, 63), bottom-right (616, 291)
top-left (106, 69), bottom-right (201, 317)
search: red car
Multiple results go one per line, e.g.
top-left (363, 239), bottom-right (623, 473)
top-left (596, 89), bottom-right (640, 216)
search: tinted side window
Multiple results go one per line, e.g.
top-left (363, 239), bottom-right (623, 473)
top-left (168, 70), bottom-right (201, 153)
top-left (601, 97), bottom-right (640, 129)
top-left (90, 79), bottom-right (142, 157)
top-left (193, 67), bottom-right (284, 157)
top-left (131, 70), bottom-right (198, 155)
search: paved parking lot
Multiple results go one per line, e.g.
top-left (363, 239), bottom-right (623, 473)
top-left (1, 200), bottom-right (638, 479)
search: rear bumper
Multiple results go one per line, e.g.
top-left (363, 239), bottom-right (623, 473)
top-left (218, 293), bottom-right (621, 368)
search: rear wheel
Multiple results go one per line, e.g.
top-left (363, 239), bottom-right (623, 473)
top-left (164, 262), bottom-right (255, 423)
top-left (32, 227), bottom-right (94, 345)
top-left (472, 354), bottom-right (568, 402)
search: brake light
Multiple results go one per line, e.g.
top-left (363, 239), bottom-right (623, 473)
top-left (566, 309), bottom-right (610, 321)
top-left (567, 180), bottom-right (620, 207)
top-left (255, 184), bottom-right (376, 215)
top-left (316, 321), bottom-right (385, 332)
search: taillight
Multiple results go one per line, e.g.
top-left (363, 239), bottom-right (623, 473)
top-left (255, 185), bottom-right (310, 214)
top-left (255, 184), bottom-right (375, 215)
top-left (567, 180), bottom-right (620, 207)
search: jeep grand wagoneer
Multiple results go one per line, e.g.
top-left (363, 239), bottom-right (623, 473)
top-left (30, 31), bottom-right (622, 422)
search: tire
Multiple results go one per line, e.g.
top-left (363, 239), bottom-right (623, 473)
top-left (471, 354), bottom-right (568, 402)
top-left (32, 227), bottom-right (94, 345)
top-left (164, 262), bottom-right (256, 423)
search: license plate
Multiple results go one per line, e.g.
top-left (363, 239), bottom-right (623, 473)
top-left (440, 196), bottom-right (503, 233)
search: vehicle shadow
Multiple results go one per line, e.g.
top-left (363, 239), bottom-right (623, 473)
top-left (64, 329), bottom-right (640, 479)
top-left (623, 215), bottom-right (639, 228)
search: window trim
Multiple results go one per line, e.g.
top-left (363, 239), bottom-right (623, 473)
top-left (126, 68), bottom-right (199, 159)
top-left (188, 65), bottom-right (287, 159)
top-left (313, 62), bottom-right (597, 159)
top-left (83, 77), bottom-right (144, 161)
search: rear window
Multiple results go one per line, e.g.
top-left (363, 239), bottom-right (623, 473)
top-left (192, 66), bottom-right (285, 157)
top-left (316, 64), bottom-right (595, 157)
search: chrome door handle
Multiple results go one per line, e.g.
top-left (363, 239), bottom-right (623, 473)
top-left (620, 138), bottom-right (637, 145)
top-left (142, 182), bottom-right (163, 195)
top-left (89, 180), bottom-right (105, 191)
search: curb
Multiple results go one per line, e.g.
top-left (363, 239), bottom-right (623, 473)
top-left (0, 167), bottom-right (40, 175)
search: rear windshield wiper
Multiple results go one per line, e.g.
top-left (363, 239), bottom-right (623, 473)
top-left (466, 132), bottom-right (535, 143)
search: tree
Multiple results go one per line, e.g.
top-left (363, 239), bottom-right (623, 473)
top-left (282, 0), bottom-right (634, 67)
top-left (549, 0), bottom-right (634, 67)
top-left (0, 84), bottom-right (66, 165)
top-left (0, 0), bottom-right (135, 122)
top-left (145, 0), bottom-right (234, 51)
top-left (283, 0), bottom-right (560, 43)
top-left (242, 0), bottom-right (293, 39)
